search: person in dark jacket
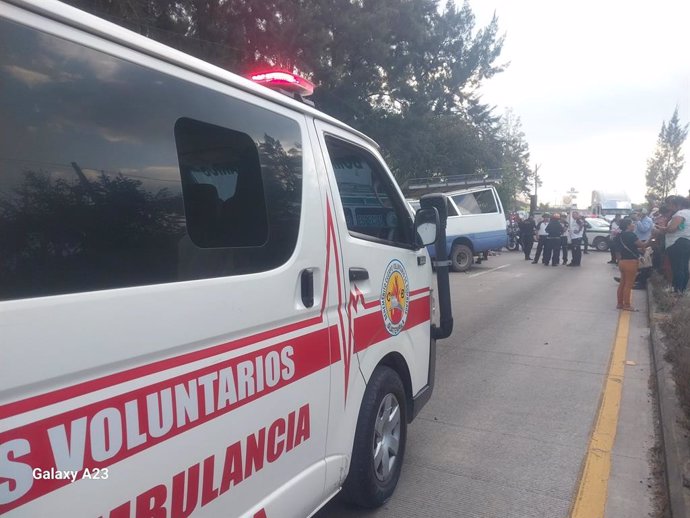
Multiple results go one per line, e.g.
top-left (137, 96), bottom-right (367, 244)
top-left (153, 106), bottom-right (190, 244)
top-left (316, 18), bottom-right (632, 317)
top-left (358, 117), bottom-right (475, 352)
top-left (519, 215), bottom-right (537, 260)
top-left (543, 214), bottom-right (564, 266)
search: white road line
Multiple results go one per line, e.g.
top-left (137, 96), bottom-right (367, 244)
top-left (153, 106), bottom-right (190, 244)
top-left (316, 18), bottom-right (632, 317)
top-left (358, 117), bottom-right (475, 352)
top-left (467, 263), bottom-right (510, 278)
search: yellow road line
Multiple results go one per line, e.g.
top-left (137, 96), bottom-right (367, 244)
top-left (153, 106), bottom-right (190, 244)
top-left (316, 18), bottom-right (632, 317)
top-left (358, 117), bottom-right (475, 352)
top-left (570, 310), bottom-right (631, 518)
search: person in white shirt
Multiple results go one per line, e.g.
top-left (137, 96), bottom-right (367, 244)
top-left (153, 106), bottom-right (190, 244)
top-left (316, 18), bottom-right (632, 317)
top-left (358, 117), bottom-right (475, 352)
top-left (660, 195), bottom-right (690, 294)
top-left (532, 214), bottom-right (550, 264)
top-left (567, 212), bottom-right (585, 266)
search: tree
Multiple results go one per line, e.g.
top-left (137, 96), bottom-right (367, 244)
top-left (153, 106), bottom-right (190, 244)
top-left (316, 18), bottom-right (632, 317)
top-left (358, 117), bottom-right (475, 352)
top-left (63, 0), bottom-right (516, 187)
top-left (493, 109), bottom-right (532, 210)
top-left (645, 107), bottom-right (688, 206)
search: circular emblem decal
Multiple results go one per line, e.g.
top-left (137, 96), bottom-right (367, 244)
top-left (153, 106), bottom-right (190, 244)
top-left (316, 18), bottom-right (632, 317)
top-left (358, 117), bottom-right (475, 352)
top-left (380, 260), bottom-right (410, 336)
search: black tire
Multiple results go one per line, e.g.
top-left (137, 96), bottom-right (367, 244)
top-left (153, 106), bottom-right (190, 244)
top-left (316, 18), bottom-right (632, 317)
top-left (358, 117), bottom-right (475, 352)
top-left (450, 243), bottom-right (473, 272)
top-left (506, 239), bottom-right (519, 251)
top-left (342, 366), bottom-right (407, 508)
top-left (593, 237), bottom-right (609, 252)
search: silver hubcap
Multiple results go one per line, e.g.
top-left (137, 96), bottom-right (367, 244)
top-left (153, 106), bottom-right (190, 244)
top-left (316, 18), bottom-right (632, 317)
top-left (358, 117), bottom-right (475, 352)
top-left (373, 393), bottom-right (401, 482)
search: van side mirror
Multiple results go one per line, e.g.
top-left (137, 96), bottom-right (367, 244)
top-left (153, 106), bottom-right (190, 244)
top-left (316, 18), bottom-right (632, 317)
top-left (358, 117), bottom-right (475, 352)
top-left (414, 207), bottom-right (439, 248)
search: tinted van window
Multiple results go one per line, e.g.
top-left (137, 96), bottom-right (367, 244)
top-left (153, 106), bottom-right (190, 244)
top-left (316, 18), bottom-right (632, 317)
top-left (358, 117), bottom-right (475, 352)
top-left (175, 118), bottom-right (269, 248)
top-left (0, 19), bottom-right (302, 301)
top-left (325, 136), bottom-right (412, 247)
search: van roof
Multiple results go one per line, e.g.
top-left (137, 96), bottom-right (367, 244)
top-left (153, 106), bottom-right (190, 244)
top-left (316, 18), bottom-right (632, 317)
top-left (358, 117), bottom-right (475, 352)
top-left (8, 0), bottom-right (379, 150)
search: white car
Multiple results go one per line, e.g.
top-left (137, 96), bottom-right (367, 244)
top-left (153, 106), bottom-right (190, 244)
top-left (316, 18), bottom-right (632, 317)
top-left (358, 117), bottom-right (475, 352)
top-left (585, 217), bottom-right (612, 251)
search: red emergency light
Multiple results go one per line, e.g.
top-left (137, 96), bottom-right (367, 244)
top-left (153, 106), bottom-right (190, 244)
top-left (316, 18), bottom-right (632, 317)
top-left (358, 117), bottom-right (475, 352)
top-left (249, 70), bottom-right (315, 97)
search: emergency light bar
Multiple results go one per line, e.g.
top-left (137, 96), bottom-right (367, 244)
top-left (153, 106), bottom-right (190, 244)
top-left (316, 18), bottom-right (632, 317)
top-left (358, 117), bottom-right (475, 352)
top-left (250, 71), bottom-right (315, 97)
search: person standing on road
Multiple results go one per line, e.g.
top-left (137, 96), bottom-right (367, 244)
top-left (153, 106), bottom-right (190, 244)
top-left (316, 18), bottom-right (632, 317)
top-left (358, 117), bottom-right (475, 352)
top-left (533, 214), bottom-right (549, 264)
top-left (608, 214), bottom-right (622, 264)
top-left (567, 212), bottom-right (584, 266)
top-left (614, 218), bottom-right (646, 311)
top-left (560, 213), bottom-right (570, 265)
top-left (519, 215), bottom-right (536, 260)
top-left (543, 213), bottom-right (564, 266)
top-left (582, 219), bottom-right (589, 254)
top-left (659, 195), bottom-right (690, 294)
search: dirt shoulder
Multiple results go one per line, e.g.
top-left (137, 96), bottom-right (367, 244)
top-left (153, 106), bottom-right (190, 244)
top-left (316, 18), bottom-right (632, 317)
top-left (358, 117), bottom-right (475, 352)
top-left (649, 273), bottom-right (690, 516)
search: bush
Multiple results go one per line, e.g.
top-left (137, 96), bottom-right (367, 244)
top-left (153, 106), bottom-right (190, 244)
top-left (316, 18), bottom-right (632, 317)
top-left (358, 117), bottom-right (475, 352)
top-left (650, 272), bottom-right (677, 313)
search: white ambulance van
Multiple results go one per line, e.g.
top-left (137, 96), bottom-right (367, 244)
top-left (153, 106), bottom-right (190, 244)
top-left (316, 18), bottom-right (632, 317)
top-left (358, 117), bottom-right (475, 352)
top-left (0, 1), bottom-right (453, 517)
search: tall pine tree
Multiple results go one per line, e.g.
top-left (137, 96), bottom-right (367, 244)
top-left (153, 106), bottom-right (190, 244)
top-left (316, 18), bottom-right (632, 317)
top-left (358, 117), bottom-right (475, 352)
top-left (646, 107), bottom-right (688, 206)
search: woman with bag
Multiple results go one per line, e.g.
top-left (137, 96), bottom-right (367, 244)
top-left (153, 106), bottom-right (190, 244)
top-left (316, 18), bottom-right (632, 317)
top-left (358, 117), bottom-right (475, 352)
top-left (614, 218), bottom-right (647, 311)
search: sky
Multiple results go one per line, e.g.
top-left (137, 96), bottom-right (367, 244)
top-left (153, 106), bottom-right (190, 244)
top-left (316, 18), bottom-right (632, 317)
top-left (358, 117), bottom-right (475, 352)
top-left (470, 0), bottom-right (690, 208)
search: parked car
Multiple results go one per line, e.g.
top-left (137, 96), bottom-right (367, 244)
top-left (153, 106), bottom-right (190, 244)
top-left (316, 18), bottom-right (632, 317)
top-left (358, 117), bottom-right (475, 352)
top-left (585, 217), bottom-right (611, 251)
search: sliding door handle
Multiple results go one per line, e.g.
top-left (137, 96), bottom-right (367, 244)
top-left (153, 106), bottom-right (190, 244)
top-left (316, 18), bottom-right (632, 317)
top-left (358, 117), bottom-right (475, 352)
top-left (300, 269), bottom-right (314, 308)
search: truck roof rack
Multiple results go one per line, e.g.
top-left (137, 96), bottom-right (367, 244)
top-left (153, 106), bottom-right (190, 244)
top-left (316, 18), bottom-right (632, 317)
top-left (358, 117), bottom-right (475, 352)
top-left (402, 173), bottom-right (502, 196)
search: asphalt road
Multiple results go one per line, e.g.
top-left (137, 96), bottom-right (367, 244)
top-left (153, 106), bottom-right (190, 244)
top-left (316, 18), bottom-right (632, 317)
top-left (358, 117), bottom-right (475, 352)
top-left (316, 249), bottom-right (656, 518)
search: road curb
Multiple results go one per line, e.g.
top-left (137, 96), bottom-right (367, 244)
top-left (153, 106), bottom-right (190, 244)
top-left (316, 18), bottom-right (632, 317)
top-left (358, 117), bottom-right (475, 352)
top-left (647, 287), bottom-right (690, 517)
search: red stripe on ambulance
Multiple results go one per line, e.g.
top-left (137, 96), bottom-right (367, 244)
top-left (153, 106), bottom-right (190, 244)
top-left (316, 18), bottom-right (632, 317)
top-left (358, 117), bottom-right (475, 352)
top-left (0, 316), bottom-right (324, 420)
top-left (354, 296), bottom-right (431, 353)
top-left (0, 331), bottom-right (328, 514)
top-left (99, 405), bottom-right (309, 518)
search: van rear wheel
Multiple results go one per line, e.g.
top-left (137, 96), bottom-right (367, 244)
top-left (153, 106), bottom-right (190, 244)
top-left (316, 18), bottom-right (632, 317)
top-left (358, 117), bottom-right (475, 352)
top-left (450, 243), bottom-right (473, 272)
top-left (342, 366), bottom-right (407, 508)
